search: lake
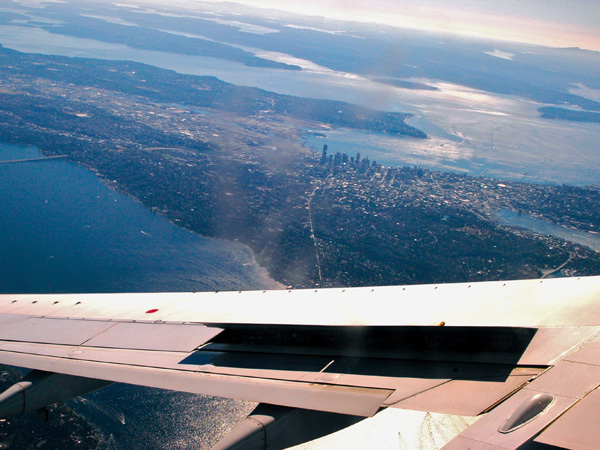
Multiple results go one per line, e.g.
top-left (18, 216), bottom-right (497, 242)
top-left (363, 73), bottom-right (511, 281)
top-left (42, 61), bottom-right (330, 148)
top-left (495, 209), bottom-right (600, 252)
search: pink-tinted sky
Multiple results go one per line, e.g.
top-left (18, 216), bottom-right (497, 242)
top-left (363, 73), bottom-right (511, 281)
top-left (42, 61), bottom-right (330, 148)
top-left (217, 0), bottom-right (600, 51)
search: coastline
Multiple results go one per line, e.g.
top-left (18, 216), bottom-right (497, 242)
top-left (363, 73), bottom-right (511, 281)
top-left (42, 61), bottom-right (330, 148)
top-left (0, 141), bottom-right (283, 293)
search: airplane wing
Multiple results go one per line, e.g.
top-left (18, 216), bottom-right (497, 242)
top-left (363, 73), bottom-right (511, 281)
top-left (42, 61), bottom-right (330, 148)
top-left (1, 276), bottom-right (600, 449)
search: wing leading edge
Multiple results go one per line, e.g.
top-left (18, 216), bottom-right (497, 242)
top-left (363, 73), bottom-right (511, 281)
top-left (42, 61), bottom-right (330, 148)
top-left (0, 276), bottom-right (599, 449)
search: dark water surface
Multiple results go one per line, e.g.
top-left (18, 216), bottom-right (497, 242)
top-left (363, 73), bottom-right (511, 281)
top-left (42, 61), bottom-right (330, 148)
top-left (0, 142), bottom-right (278, 294)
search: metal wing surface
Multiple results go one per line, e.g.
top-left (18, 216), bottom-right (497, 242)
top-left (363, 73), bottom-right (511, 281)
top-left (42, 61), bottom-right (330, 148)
top-left (1, 276), bottom-right (600, 449)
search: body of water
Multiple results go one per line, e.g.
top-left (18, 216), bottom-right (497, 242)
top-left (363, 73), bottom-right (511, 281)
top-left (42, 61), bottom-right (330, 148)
top-left (1, 23), bottom-right (599, 185)
top-left (0, 143), bottom-right (279, 294)
top-left (496, 209), bottom-right (600, 252)
top-left (0, 14), bottom-right (596, 449)
top-left (302, 127), bottom-right (475, 174)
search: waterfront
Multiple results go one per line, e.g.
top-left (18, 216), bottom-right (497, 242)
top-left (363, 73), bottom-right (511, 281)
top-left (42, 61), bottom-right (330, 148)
top-left (0, 24), bottom-right (599, 185)
top-left (0, 142), bottom-right (279, 294)
top-left (0, 6), bottom-right (598, 448)
top-left (496, 209), bottom-right (600, 252)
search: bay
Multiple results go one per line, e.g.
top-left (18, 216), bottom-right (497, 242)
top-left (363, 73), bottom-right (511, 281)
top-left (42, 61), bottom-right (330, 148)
top-left (0, 142), bottom-right (279, 294)
top-left (1, 23), bottom-right (599, 185)
top-left (0, 12), bottom-right (597, 448)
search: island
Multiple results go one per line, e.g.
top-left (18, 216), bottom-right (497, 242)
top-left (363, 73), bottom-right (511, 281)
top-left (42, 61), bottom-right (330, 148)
top-left (539, 106), bottom-right (600, 123)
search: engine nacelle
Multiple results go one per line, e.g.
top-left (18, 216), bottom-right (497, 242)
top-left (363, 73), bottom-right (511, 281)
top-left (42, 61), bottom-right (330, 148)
top-left (212, 403), bottom-right (364, 450)
top-left (0, 370), bottom-right (112, 418)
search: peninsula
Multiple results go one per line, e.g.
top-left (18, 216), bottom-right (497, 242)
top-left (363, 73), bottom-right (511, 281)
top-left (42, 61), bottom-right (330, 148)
top-left (0, 46), bottom-right (598, 288)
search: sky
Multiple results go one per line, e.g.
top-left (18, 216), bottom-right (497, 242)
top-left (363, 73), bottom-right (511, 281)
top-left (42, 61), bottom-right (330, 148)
top-left (211, 0), bottom-right (600, 51)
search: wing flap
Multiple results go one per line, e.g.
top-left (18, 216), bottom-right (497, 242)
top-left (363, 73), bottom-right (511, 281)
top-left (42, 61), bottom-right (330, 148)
top-left (442, 388), bottom-right (578, 450)
top-left (533, 334), bottom-right (600, 449)
top-left (0, 341), bottom-right (192, 369)
top-left (0, 317), bottom-right (223, 352)
top-left (390, 368), bottom-right (544, 416)
top-left (0, 336), bottom-right (545, 418)
top-left (534, 387), bottom-right (600, 449)
top-left (83, 321), bottom-right (223, 352)
top-left (0, 318), bottom-right (575, 419)
top-left (0, 317), bottom-right (115, 346)
top-left (442, 347), bottom-right (600, 449)
top-left (0, 346), bottom-right (391, 416)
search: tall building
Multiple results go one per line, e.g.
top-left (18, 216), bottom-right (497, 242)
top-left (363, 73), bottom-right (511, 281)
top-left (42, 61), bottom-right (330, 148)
top-left (320, 144), bottom-right (328, 164)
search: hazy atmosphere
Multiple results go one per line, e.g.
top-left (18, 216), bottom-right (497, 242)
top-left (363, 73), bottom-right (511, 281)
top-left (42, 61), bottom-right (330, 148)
top-left (0, 0), bottom-right (599, 448)
top-left (133, 0), bottom-right (600, 50)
